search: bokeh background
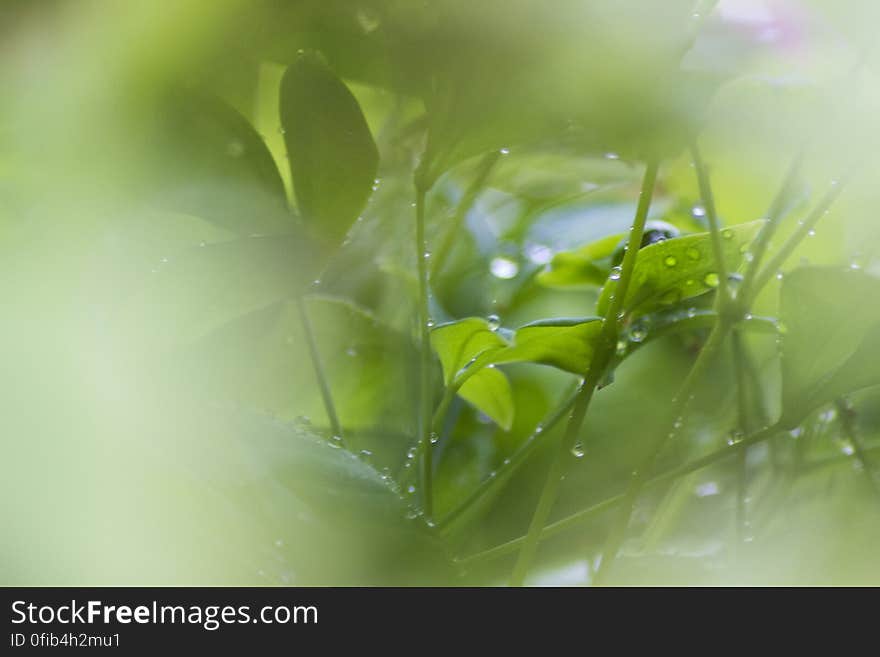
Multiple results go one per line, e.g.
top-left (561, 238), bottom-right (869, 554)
top-left (2, 0), bottom-right (880, 585)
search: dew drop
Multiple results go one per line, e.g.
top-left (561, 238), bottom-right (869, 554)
top-left (722, 228), bottom-right (734, 240)
top-left (571, 442), bottom-right (585, 458)
top-left (490, 256), bottom-right (519, 279)
top-left (629, 323), bottom-right (648, 343)
top-left (609, 266), bottom-right (622, 281)
top-left (695, 481), bottom-right (720, 498)
top-left (525, 243), bottom-right (553, 265)
top-left (726, 430), bottom-right (744, 446)
top-left (691, 204), bottom-right (706, 218)
top-left (604, 152), bottom-right (619, 160)
top-left (499, 147), bottom-right (511, 155)
top-left (664, 255), bottom-right (677, 268)
top-left (430, 432), bottom-right (440, 445)
top-left (685, 247), bottom-right (700, 261)
top-left (704, 272), bottom-right (720, 288)
top-left (487, 314), bottom-right (501, 331)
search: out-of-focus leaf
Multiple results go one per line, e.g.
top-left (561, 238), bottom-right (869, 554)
top-left (430, 318), bottom-right (508, 385)
top-left (596, 220), bottom-right (764, 317)
top-left (150, 89), bottom-right (291, 235)
top-left (119, 234), bottom-right (325, 349)
top-left (458, 367), bottom-right (514, 431)
top-left (183, 295), bottom-right (417, 437)
top-left (177, 406), bottom-right (451, 584)
top-left (489, 152), bottom-right (640, 202)
top-left (280, 51), bottom-right (379, 248)
top-left (538, 233), bottom-right (625, 289)
top-left (779, 267), bottom-right (880, 426)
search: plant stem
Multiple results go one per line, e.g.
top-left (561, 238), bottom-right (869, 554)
top-left (590, 148), bottom-right (731, 584)
top-left (834, 399), bottom-right (880, 499)
top-left (690, 144), bottom-right (731, 304)
top-left (750, 175), bottom-right (849, 299)
top-left (731, 329), bottom-right (751, 545)
top-left (296, 295), bottom-right (343, 443)
top-left (414, 183), bottom-right (434, 519)
top-left (593, 316), bottom-right (731, 584)
top-left (440, 312), bottom-right (780, 535)
top-left (431, 151), bottom-right (501, 277)
top-left (437, 385), bottom-right (578, 533)
top-left (738, 153), bottom-right (804, 303)
top-left (457, 422), bottom-right (783, 567)
top-left (508, 160), bottom-right (660, 586)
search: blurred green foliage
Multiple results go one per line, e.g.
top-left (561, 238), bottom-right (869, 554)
top-left (2, 0), bottom-right (880, 585)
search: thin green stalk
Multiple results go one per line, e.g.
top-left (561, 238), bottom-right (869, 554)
top-left (691, 144), bottom-right (731, 305)
top-left (296, 296), bottom-right (343, 443)
top-left (750, 175), bottom-right (849, 299)
top-left (731, 330), bottom-right (751, 545)
top-left (591, 148), bottom-right (733, 583)
top-left (437, 386), bottom-right (578, 533)
top-left (414, 184), bottom-right (434, 519)
top-left (439, 313), bottom-right (777, 534)
top-left (509, 160), bottom-right (660, 586)
top-left (834, 399), bottom-right (880, 499)
top-left (431, 151), bottom-right (501, 277)
top-left (593, 317), bottom-right (731, 583)
top-left (431, 385), bottom-right (458, 437)
top-left (738, 153), bottom-right (804, 303)
top-left (457, 422), bottom-right (782, 568)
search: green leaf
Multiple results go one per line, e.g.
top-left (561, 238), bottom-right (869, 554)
top-left (151, 89), bottom-right (291, 235)
top-left (184, 295), bottom-right (419, 435)
top-left (537, 233), bottom-right (625, 289)
top-left (280, 51), bottom-right (379, 248)
top-left (180, 407), bottom-right (450, 584)
top-left (596, 220), bottom-right (765, 317)
top-left (458, 367), bottom-right (514, 431)
top-left (429, 317), bottom-right (601, 430)
top-left (779, 267), bottom-right (880, 426)
top-left (486, 317), bottom-right (603, 375)
top-left (430, 318), bottom-right (508, 386)
top-left (119, 234), bottom-right (325, 350)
